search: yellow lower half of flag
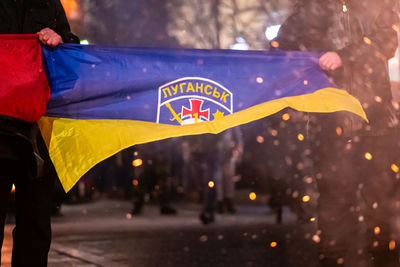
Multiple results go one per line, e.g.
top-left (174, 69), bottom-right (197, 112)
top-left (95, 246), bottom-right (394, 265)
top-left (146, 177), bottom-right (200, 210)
top-left (39, 88), bottom-right (367, 192)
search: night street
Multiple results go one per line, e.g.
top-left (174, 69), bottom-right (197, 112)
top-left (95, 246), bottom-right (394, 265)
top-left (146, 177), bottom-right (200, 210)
top-left (2, 198), bottom-right (319, 267)
top-left (1, 0), bottom-right (400, 266)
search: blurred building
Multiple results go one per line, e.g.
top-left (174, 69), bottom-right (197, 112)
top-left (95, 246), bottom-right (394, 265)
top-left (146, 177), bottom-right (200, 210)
top-left (166, 0), bottom-right (293, 49)
top-left (61, 0), bottom-right (294, 49)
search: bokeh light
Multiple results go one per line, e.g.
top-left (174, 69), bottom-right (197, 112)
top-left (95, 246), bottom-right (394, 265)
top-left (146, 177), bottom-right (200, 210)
top-left (256, 77), bottom-right (264, 84)
top-left (132, 159), bottom-right (143, 167)
top-left (391, 164), bottom-right (399, 173)
top-left (336, 127), bottom-right (343, 136)
top-left (364, 153), bottom-right (373, 160)
top-left (256, 136), bottom-right (265, 143)
top-left (389, 240), bottom-right (396, 250)
top-left (282, 113), bottom-right (290, 121)
top-left (270, 41), bottom-right (279, 48)
top-left (374, 226), bottom-right (381, 235)
top-left (363, 36), bottom-right (372, 45)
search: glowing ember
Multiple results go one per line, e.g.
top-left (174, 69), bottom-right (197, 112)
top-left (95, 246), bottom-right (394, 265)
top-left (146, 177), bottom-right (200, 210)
top-left (364, 153), bottom-right (373, 160)
top-left (302, 195), bottom-right (311, 203)
top-left (363, 36), bottom-right (372, 45)
top-left (389, 240), bottom-right (396, 250)
top-left (256, 77), bottom-right (264, 84)
top-left (374, 96), bottom-right (382, 103)
top-left (271, 41), bottom-right (279, 48)
top-left (282, 113), bottom-right (290, 121)
top-left (312, 235), bottom-right (320, 243)
top-left (271, 129), bottom-right (278, 136)
top-left (132, 159), bottom-right (143, 167)
top-left (304, 176), bottom-right (313, 184)
top-left (374, 226), bottom-right (381, 235)
top-left (336, 127), bottom-right (343, 136)
top-left (391, 164), bottom-right (399, 173)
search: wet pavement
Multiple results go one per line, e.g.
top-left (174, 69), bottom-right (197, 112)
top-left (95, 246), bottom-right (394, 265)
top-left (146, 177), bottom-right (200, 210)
top-left (2, 198), bottom-right (319, 267)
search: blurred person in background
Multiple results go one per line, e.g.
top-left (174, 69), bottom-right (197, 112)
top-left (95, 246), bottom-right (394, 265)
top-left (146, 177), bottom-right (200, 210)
top-left (130, 142), bottom-right (177, 216)
top-left (198, 128), bottom-right (243, 224)
top-left (195, 134), bottom-right (220, 225)
top-left (216, 127), bottom-right (243, 214)
top-left (274, 0), bottom-right (399, 266)
top-left (0, 0), bottom-right (79, 266)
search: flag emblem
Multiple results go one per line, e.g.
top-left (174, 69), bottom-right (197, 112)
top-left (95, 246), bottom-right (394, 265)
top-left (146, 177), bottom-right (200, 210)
top-left (156, 77), bottom-right (234, 125)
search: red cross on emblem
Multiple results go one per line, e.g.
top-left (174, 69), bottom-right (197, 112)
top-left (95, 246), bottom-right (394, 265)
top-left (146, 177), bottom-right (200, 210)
top-left (182, 99), bottom-right (210, 121)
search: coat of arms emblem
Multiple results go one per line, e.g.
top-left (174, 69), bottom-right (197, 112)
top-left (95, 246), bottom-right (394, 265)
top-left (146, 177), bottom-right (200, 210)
top-left (157, 77), bottom-right (233, 125)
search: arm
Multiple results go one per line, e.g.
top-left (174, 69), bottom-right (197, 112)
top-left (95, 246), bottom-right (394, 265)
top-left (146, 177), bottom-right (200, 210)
top-left (338, 8), bottom-right (398, 62)
top-left (320, 7), bottom-right (398, 70)
top-left (273, 0), bottom-right (330, 51)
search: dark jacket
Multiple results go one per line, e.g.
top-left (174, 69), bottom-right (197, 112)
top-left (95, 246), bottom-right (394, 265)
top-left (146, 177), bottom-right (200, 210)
top-left (274, 0), bottom-right (399, 135)
top-left (0, 0), bottom-right (79, 42)
top-left (0, 0), bottom-right (79, 176)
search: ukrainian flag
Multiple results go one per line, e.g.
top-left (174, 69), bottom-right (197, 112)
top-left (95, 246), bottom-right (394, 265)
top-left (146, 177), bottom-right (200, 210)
top-left (33, 42), bottom-right (366, 192)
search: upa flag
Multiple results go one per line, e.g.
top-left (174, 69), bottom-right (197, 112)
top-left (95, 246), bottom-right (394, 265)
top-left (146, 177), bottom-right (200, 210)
top-left (2, 35), bottom-right (367, 192)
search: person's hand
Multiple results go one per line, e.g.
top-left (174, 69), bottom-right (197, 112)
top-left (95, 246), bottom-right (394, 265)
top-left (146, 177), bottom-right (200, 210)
top-left (319, 52), bottom-right (342, 71)
top-left (38, 28), bottom-right (63, 47)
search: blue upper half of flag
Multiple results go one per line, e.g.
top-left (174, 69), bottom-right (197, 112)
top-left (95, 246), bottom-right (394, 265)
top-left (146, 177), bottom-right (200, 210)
top-left (43, 44), bottom-right (333, 124)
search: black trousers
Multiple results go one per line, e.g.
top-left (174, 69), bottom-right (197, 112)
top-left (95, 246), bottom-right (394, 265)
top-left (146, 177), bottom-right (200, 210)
top-left (0, 139), bottom-right (55, 267)
top-left (311, 113), bottom-right (400, 267)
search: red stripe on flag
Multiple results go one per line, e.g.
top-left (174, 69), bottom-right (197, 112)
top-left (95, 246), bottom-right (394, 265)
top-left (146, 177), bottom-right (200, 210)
top-left (0, 34), bottom-right (50, 122)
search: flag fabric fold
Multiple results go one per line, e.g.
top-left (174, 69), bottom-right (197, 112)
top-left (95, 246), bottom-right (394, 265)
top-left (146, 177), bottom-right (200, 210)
top-left (0, 35), bottom-right (50, 122)
top-left (1, 35), bottom-right (367, 192)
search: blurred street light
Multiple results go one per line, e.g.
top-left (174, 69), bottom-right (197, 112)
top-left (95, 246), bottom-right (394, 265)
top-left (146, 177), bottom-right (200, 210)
top-left (230, 37), bottom-right (249, 50)
top-left (265, 24), bottom-right (281, 41)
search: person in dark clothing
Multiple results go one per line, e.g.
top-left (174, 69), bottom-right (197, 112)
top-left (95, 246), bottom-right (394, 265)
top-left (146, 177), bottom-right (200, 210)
top-left (274, 0), bottom-right (399, 266)
top-left (196, 132), bottom-right (236, 225)
top-left (0, 1), bottom-right (79, 266)
top-left (216, 127), bottom-right (243, 215)
top-left (130, 143), bottom-right (177, 216)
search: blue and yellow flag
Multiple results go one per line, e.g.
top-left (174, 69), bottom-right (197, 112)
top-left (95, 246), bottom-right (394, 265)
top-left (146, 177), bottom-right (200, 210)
top-left (37, 44), bottom-right (366, 192)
